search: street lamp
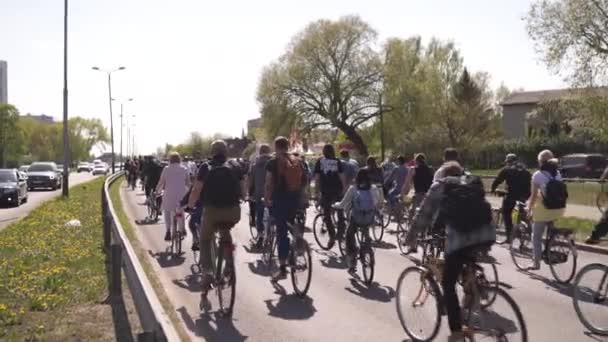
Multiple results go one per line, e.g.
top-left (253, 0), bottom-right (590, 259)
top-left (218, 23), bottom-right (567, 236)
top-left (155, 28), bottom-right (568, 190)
top-left (62, 0), bottom-right (69, 197)
top-left (92, 66), bottom-right (126, 173)
top-left (111, 98), bottom-right (133, 168)
top-left (126, 114), bottom-right (136, 157)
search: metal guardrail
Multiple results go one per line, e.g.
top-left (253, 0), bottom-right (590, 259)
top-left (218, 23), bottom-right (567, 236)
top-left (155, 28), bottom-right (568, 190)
top-left (477, 175), bottom-right (601, 184)
top-left (102, 172), bottom-right (180, 342)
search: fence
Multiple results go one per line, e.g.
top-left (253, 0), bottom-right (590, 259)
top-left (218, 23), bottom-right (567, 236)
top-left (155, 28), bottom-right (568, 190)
top-left (102, 172), bottom-right (180, 341)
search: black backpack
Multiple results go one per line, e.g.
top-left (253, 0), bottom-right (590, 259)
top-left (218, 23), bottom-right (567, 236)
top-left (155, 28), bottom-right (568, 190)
top-left (542, 173), bottom-right (568, 209)
top-left (203, 161), bottom-right (241, 208)
top-left (441, 175), bottom-right (493, 233)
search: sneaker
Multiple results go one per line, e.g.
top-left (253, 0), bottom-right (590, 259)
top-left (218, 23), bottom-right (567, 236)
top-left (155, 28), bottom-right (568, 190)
top-left (164, 231), bottom-right (171, 241)
top-left (585, 236), bottom-right (600, 245)
top-left (526, 263), bottom-right (540, 271)
top-left (271, 266), bottom-right (288, 283)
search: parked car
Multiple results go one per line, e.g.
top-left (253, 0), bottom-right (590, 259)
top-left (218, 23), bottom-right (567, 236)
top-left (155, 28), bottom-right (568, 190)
top-left (77, 162), bottom-right (93, 173)
top-left (92, 163), bottom-right (109, 175)
top-left (27, 162), bottom-right (62, 190)
top-left (0, 169), bottom-right (28, 206)
top-left (18, 165), bottom-right (30, 173)
top-left (560, 153), bottom-right (607, 179)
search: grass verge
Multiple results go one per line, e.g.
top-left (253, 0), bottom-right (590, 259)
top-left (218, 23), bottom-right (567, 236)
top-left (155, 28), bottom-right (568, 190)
top-left (0, 177), bottom-right (115, 340)
top-left (108, 180), bottom-right (190, 341)
top-left (555, 216), bottom-right (605, 245)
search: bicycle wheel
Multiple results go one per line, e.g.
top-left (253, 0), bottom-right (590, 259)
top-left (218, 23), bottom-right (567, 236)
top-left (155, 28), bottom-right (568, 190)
top-left (216, 249), bottom-right (236, 317)
top-left (372, 218), bottom-right (385, 242)
top-left (573, 263), bottom-right (608, 335)
top-left (397, 220), bottom-right (411, 254)
top-left (290, 239), bottom-right (312, 297)
top-left (493, 208), bottom-right (508, 244)
top-left (510, 223), bottom-right (533, 270)
top-left (176, 231), bottom-right (182, 256)
top-left (476, 263), bottom-right (499, 308)
top-left (395, 266), bottom-right (442, 342)
top-left (381, 208), bottom-right (391, 229)
top-left (467, 286), bottom-right (528, 342)
top-left (338, 236), bottom-right (347, 257)
top-left (263, 232), bottom-right (276, 271)
top-left (547, 233), bottom-right (577, 284)
top-left (597, 189), bottom-right (608, 214)
top-left (360, 245), bottom-right (374, 285)
top-left (313, 214), bottom-right (332, 250)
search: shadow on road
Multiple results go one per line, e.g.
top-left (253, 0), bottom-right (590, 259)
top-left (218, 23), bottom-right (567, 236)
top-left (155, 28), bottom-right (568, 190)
top-left (372, 240), bottom-right (397, 250)
top-left (345, 279), bottom-right (395, 303)
top-left (173, 273), bottom-right (203, 293)
top-left (320, 255), bottom-right (348, 270)
top-left (135, 218), bottom-right (160, 225)
top-left (525, 272), bottom-right (573, 298)
top-left (177, 307), bottom-right (248, 341)
top-left (264, 295), bottom-right (317, 320)
top-left (247, 260), bottom-right (273, 277)
top-left (242, 244), bottom-right (263, 255)
top-left (147, 249), bottom-right (186, 268)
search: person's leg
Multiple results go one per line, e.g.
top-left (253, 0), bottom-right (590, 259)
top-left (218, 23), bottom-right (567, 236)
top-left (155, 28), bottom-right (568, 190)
top-left (256, 200), bottom-right (266, 237)
top-left (321, 195), bottom-right (336, 238)
top-left (531, 221), bottom-right (546, 269)
top-left (442, 250), bottom-right (466, 334)
top-left (503, 198), bottom-right (516, 241)
top-left (199, 208), bottom-right (217, 277)
top-left (163, 209), bottom-right (172, 241)
top-left (345, 222), bottom-right (357, 271)
top-left (272, 196), bottom-right (290, 280)
top-left (249, 199), bottom-right (256, 227)
top-left (588, 211), bottom-right (608, 243)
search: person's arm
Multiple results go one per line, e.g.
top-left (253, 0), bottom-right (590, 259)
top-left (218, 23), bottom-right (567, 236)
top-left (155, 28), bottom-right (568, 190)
top-left (402, 167), bottom-right (415, 196)
top-left (339, 173), bottom-right (347, 195)
top-left (188, 180), bottom-right (203, 208)
top-left (491, 168), bottom-right (506, 193)
top-left (333, 186), bottom-right (355, 210)
top-left (527, 180), bottom-right (540, 217)
top-left (406, 183), bottom-right (441, 245)
top-left (155, 168), bottom-right (166, 194)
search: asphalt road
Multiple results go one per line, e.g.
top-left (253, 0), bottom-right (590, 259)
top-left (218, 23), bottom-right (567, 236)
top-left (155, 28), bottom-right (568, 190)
top-left (120, 184), bottom-right (608, 342)
top-left (0, 172), bottom-right (99, 231)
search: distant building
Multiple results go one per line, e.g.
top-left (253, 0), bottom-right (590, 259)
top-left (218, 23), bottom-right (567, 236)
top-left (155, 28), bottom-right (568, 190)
top-left (247, 118), bottom-right (262, 135)
top-left (0, 60), bottom-right (7, 104)
top-left (22, 114), bottom-right (55, 124)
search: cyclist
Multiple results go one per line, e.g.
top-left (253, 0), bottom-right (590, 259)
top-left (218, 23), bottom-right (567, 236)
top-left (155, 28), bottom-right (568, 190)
top-left (249, 144), bottom-right (273, 248)
top-left (586, 166), bottom-right (608, 244)
top-left (385, 156), bottom-right (409, 210)
top-left (313, 144), bottom-right (347, 248)
top-left (402, 153), bottom-right (433, 219)
top-left (405, 161), bottom-right (495, 342)
top-left (187, 140), bottom-right (245, 304)
top-left (339, 149), bottom-right (360, 186)
top-left (265, 137), bottom-right (308, 282)
top-left (490, 153), bottom-right (531, 243)
top-left (433, 147), bottom-right (460, 182)
top-left (156, 152), bottom-right (190, 241)
top-left (527, 150), bottom-right (567, 270)
top-left (364, 156), bottom-right (383, 186)
top-left (333, 168), bottom-right (383, 274)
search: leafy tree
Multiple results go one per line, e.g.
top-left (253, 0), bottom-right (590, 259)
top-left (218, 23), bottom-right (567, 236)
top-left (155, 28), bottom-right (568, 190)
top-left (527, 0), bottom-right (608, 85)
top-left (0, 104), bottom-right (21, 167)
top-left (257, 16), bottom-right (384, 156)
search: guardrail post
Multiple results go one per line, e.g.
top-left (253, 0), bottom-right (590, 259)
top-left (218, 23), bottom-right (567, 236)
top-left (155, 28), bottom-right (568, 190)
top-left (110, 243), bottom-right (122, 297)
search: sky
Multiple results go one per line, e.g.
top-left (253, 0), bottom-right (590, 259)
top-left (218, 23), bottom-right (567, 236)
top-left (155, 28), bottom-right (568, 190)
top-left (0, 0), bottom-right (566, 155)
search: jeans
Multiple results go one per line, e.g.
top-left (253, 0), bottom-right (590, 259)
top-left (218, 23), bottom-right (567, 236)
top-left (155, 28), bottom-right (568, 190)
top-left (249, 199), bottom-right (257, 227)
top-left (255, 200), bottom-right (266, 237)
top-left (591, 211), bottom-right (608, 240)
top-left (321, 193), bottom-right (345, 238)
top-left (199, 206), bottom-right (241, 273)
top-left (271, 192), bottom-right (300, 261)
top-left (532, 221), bottom-right (551, 267)
top-left (442, 246), bottom-right (478, 333)
top-left (189, 202), bottom-right (203, 238)
top-left (345, 222), bottom-right (370, 263)
top-left (502, 198), bottom-right (516, 238)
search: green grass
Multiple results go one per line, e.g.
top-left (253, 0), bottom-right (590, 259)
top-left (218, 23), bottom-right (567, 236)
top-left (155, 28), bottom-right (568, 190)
top-left (0, 178), bottom-right (109, 340)
top-left (555, 216), bottom-right (600, 244)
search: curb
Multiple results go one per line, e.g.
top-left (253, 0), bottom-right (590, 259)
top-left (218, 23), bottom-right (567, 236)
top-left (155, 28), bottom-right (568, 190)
top-left (574, 241), bottom-right (608, 256)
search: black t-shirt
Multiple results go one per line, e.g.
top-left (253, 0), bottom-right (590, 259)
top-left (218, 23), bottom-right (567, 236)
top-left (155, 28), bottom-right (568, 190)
top-left (197, 156), bottom-right (243, 203)
top-left (314, 157), bottom-right (343, 195)
top-left (266, 153), bottom-right (307, 195)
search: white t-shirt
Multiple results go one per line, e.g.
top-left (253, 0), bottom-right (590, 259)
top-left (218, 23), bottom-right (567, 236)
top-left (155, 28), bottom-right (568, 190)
top-left (158, 164), bottom-right (190, 212)
top-left (532, 170), bottom-right (562, 195)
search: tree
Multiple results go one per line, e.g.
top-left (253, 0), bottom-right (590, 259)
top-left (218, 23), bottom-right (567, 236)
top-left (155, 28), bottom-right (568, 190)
top-left (527, 0), bottom-right (608, 85)
top-left (257, 16), bottom-right (384, 156)
top-left (0, 104), bottom-right (21, 167)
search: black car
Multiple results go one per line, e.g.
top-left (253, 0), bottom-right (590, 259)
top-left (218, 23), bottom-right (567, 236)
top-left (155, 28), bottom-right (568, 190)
top-left (27, 162), bottom-right (62, 190)
top-left (0, 169), bottom-right (28, 206)
top-left (560, 153), bottom-right (607, 179)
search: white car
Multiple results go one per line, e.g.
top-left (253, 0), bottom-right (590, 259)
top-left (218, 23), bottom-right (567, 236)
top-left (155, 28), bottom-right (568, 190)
top-left (77, 162), bottom-right (93, 173)
top-left (92, 163), bottom-right (109, 175)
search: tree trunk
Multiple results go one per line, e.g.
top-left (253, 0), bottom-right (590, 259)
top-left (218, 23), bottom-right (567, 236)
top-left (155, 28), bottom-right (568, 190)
top-left (336, 122), bottom-right (369, 157)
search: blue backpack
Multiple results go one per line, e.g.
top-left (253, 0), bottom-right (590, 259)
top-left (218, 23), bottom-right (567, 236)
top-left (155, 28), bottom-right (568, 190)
top-left (351, 188), bottom-right (375, 226)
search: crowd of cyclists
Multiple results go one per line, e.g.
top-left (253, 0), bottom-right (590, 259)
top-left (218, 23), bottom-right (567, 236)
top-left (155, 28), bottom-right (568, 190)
top-left (120, 136), bottom-right (599, 342)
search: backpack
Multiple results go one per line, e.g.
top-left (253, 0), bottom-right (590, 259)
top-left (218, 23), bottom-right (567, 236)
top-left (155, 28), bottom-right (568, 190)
top-left (414, 164), bottom-right (433, 193)
top-left (203, 161), bottom-right (241, 207)
top-left (278, 154), bottom-right (304, 192)
top-left (542, 173), bottom-right (568, 210)
top-left (351, 188), bottom-right (376, 226)
top-left (441, 175), bottom-right (493, 233)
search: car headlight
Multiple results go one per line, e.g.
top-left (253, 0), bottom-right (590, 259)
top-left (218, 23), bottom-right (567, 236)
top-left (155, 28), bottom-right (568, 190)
top-left (49, 175), bottom-right (55, 179)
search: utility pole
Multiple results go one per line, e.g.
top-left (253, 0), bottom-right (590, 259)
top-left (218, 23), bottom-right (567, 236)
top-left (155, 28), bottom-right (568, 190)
top-left (62, 0), bottom-right (70, 197)
top-left (379, 94), bottom-right (385, 163)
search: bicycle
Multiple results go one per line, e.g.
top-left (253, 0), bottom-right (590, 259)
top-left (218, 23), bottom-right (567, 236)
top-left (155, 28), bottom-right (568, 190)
top-left (147, 191), bottom-right (160, 222)
top-left (341, 221), bottom-right (375, 285)
top-left (509, 206), bottom-right (577, 283)
top-left (247, 199), bottom-right (259, 240)
top-left (491, 190), bottom-right (524, 245)
top-left (263, 210), bottom-right (313, 297)
top-left (201, 222), bottom-right (237, 317)
top-left (396, 242), bottom-right (526, 342)
top-left (313, 205), bottom-right (345, 250)
top-left (596, 181), bottom-right (608, 214)
top-left (572, 262), bottom-right (608, 336)
top-left (168, 208), bottom-right (186, 257)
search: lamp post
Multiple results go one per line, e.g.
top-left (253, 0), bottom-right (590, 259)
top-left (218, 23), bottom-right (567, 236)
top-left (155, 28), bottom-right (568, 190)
top-left (92, 66), bottom-right (125, 173)
top-left (111, 98), bottom-right (133, 168)
top-left (126, 114), bottom-right (136, 158)
top-left (62, 0), bottom-right (69, 197)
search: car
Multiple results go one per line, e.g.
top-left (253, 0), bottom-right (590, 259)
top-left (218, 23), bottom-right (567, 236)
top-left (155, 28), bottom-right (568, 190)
top-left (77, 162), bottom-right (92, 173)
top-left (18, 165), bottom-right (30, 173)
top-left (92, 163), bottom-right (109, 175)
top-left (56, 164), bottom-right (65, 175)
top-left (0, 169), bottom-right (28, 206)
top-left (560, 153), bottom-right (607, 179)
top-left (27, 162), bottom-right (62, 190)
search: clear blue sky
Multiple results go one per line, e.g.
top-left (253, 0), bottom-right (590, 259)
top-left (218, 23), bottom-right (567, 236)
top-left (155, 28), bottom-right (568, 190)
top-left (0, 0), bottom-right (564, 154)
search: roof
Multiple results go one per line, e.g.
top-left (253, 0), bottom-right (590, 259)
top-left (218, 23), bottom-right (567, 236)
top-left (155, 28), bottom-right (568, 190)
top-left (501, 87), bottom-right (608, 106)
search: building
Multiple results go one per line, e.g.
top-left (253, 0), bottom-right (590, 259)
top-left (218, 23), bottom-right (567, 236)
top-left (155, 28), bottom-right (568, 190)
top-left (501, 88), bottom-right (608, 139)
top-left (0, 60), bottom-right (7, 104)
top-left (247, 118), bottom-right (262, 135)
top-left (22, 114), bottom-right (55, 124)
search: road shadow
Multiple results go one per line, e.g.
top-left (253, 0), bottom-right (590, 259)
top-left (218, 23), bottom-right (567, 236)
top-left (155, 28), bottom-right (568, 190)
top-left (524, 272), bottom-right (573, 298)
top-left (135, 218), bottom-right (160, 225)
top-left (264, 295), bottom-right (317, 320)
top-left (242, 244), bottom-right (263, 255)
top-left (320, 254), bottom-right (348, 270)
top-left (147, 249), bottom-right (186, 268)
top-left (173, 273), bottom-right (203, 293)
top-left (248, 260), bottom-right (274, 277)
top-left (344, 279), bottom-right (395, 303)
top-left (372, 240), bottom-right (397, 250)
top-left (177, 307), bottom-right (248, 341)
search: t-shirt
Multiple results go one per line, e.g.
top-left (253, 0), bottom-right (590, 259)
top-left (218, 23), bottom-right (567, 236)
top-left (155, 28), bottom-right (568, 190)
top-left (341, 158), bottom-right (359, 185)
top-left (196, 156), bottom-right (243, 203)
top-left (532, 170), bottom-right (563, 195)
top-left (266, 153), bottom-right (307, 195)
top-left (314, 157), bottom-right (344, 195)
top-left (387, 164), bottom-right (409, 191)
top-left (158, 164), bottom-right (190, 212)
top-left (251, 154), bottom-right (272, 199)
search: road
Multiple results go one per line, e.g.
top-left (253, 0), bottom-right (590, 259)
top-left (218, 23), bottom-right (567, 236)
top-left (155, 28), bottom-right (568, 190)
top-left (0, 172), bottom-right (98, 231)
top-left (120, 184), bottom-right (608, 342)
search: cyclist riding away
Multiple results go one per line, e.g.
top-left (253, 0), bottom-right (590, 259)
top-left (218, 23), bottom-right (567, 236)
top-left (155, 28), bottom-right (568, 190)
top-left (434, 148), bottom-right (460, 182)
top-left (402, 153), bottom-right (433, 219)
top-left (364, 156), bottom-right (383, 186)
top-left (265, 137), bottom-right (308, 282)
top-left (491, 153), bottom-right (531, 243)
top-left (155, 152), bottom-right (190, 241)
top-left (406, 161), bottom-right (495, 342)
top-left (385, 156), bottom-right (409, 210)
top-left (314, 144), bottom-right (347, 248)
top-left (339, 149), bottom-right (360, 187)
top-left (187, 140), bottom-right (246, 304)
top-left (527, 150), bottom-right (567, 270)
top-left (250, 144), bottom-right (273, 248)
